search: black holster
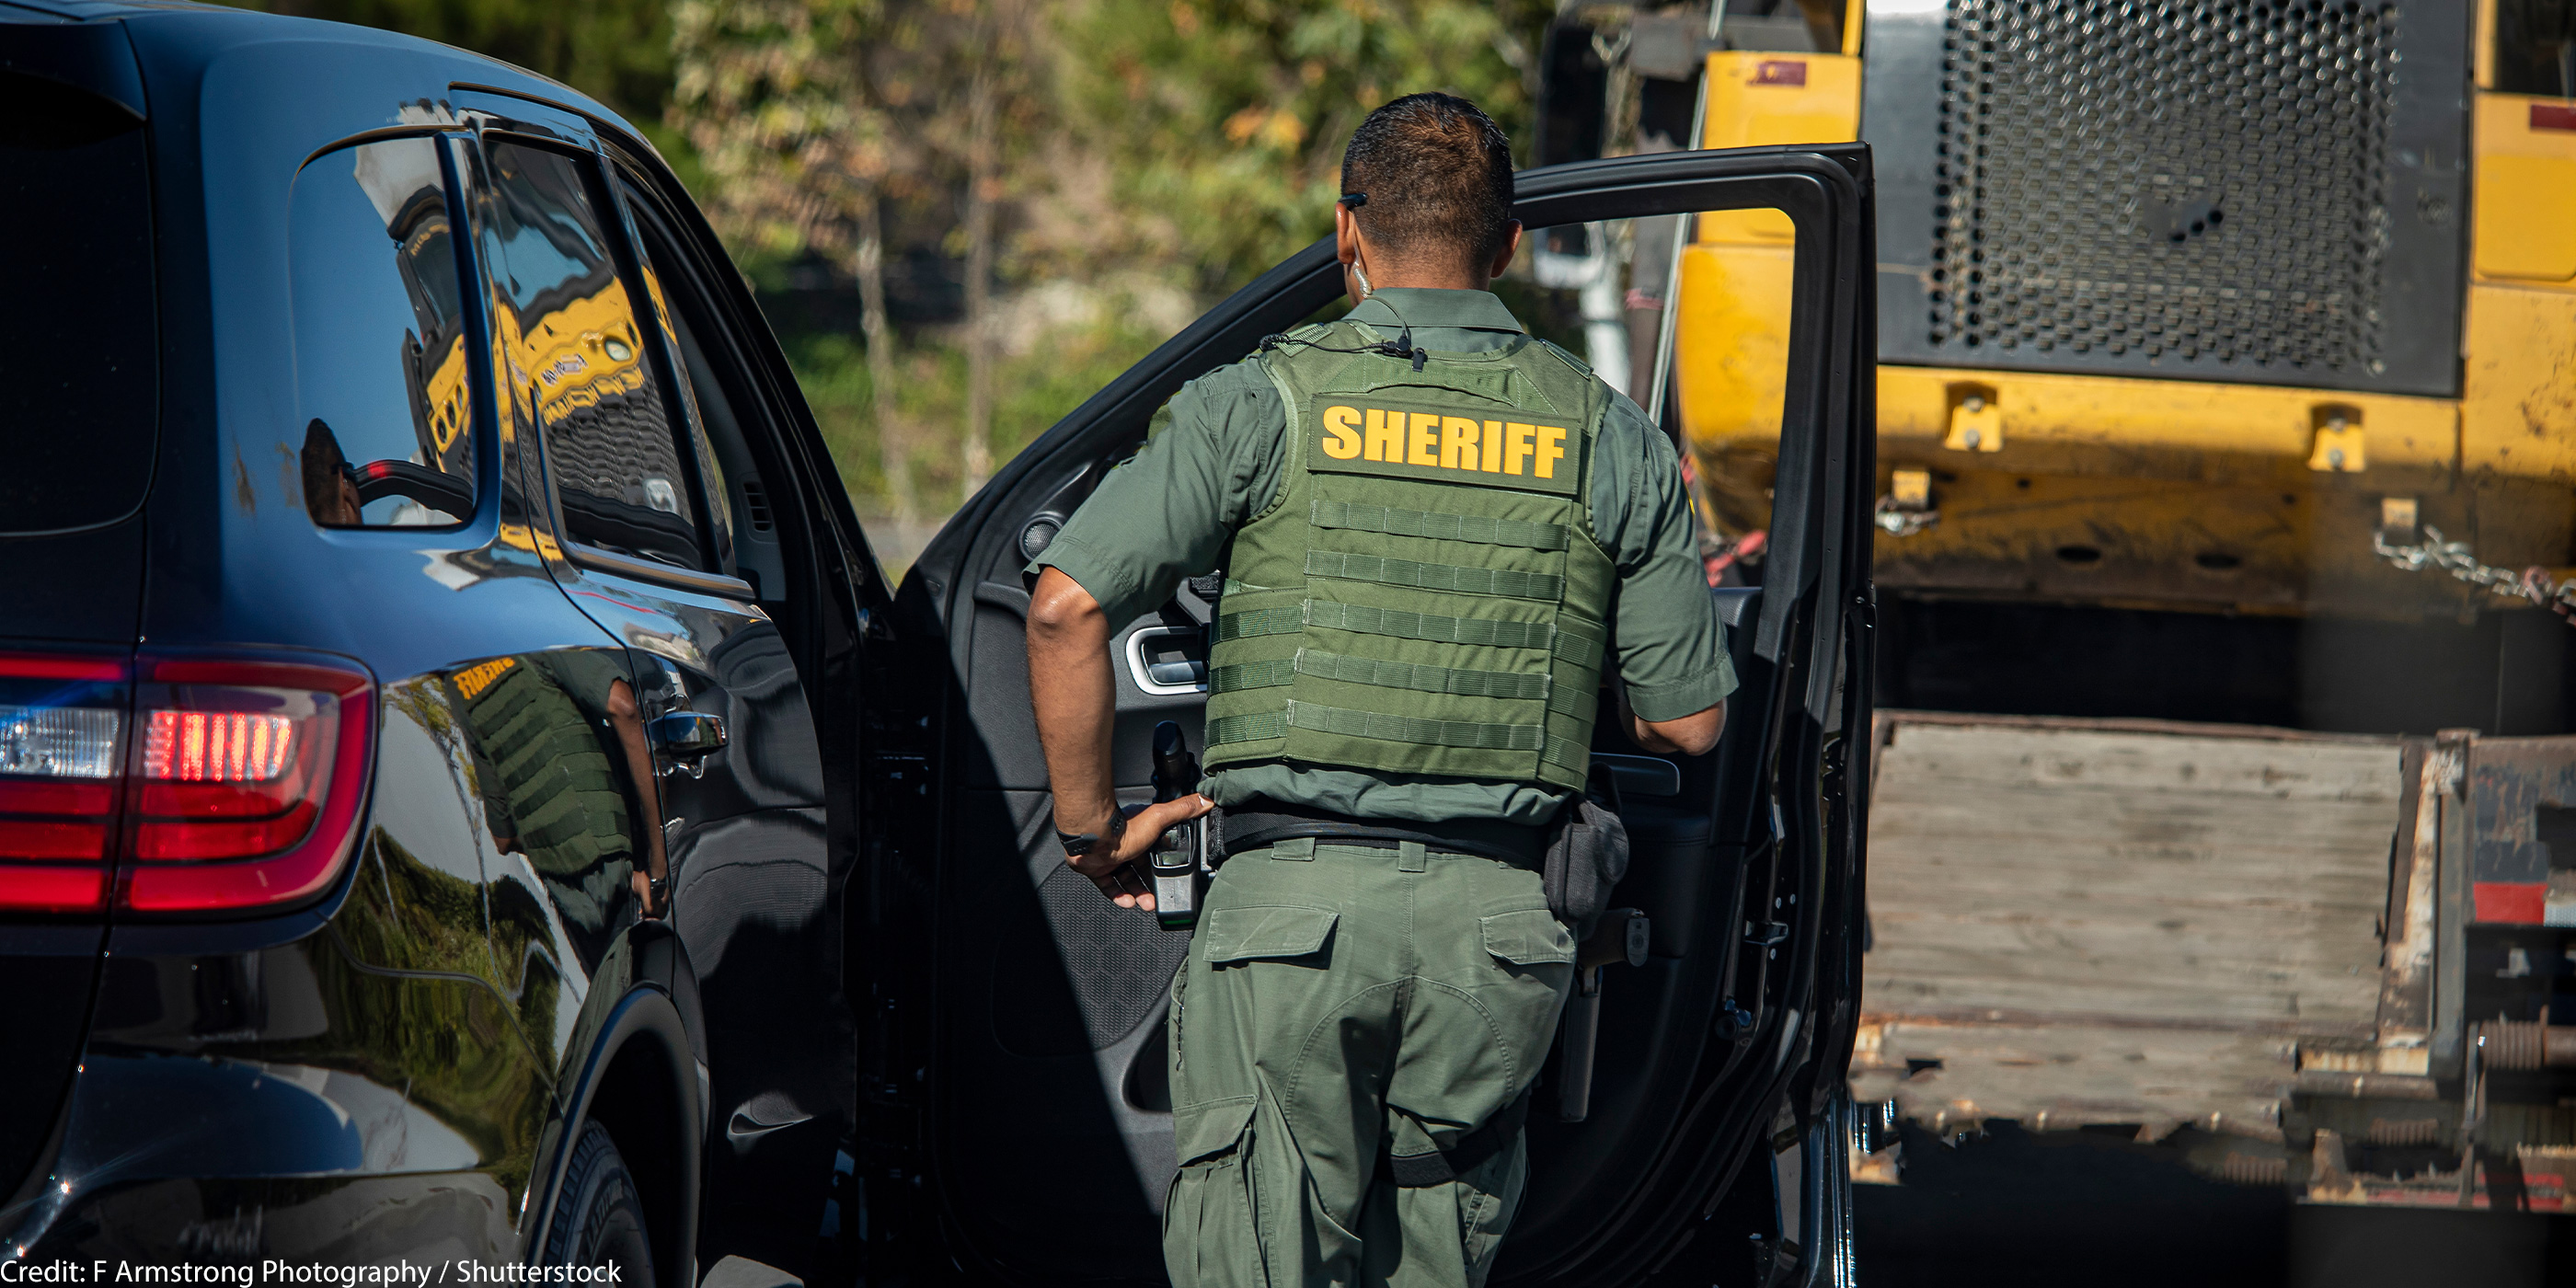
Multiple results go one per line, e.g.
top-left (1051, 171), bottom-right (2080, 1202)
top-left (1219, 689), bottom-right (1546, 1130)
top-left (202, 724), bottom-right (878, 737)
top-left (1541, 765), bottom-right (1629, 937)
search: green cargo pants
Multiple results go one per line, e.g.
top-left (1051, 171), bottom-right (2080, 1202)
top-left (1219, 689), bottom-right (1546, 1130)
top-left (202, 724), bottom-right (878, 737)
top-left (1163, 838), bottom-right (1577, 1288)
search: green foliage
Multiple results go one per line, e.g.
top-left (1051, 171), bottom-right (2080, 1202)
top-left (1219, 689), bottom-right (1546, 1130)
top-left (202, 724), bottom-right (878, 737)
top-left (234, 0), bottom-right (677, 120)
top-left (785, 332), bottom-right (884, 503)
top-left (667, 0), bottom-right (897, 264)
top-left (1052, 0), bottom-right (1556, 295)
top-left (788, 318), bottom-right (1166, 517)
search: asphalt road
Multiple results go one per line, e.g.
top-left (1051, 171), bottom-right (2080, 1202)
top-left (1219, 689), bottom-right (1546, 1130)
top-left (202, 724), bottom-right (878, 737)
top-left (1854, 1123), bottom-right (2576, 1288)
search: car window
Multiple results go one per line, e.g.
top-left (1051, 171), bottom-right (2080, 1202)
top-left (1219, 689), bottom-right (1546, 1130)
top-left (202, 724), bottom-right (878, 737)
top-left (616, 185), bottom-right (755, 569)
top-left (618, 193), bottom-right (736, 573)
top-left (0, 70), bottom-right (155, 535)
top-left (480, 139), bottom-right (707, 571)
top-left (289, 135), bottom-right (477, 527)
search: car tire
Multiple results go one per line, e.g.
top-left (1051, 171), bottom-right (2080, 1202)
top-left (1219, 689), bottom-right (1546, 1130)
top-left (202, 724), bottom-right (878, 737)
top-left (545, 1120), bottom-right (658, 1286)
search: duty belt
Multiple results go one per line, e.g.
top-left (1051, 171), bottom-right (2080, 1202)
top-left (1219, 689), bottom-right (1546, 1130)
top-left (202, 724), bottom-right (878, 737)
top-left (1219, 796), bottom-right (1547, 867)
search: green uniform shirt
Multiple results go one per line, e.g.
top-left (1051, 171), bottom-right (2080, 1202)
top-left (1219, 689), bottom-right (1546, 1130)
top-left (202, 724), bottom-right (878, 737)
top-left (1032, 287), bottom-right (1735, 824)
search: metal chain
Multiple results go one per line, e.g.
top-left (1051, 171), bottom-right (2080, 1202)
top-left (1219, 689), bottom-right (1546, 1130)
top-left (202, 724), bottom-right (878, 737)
top-left (2372, 524), bottom-right (2576, 624)
top-left (1873, 494), bottom-right (1938, 537)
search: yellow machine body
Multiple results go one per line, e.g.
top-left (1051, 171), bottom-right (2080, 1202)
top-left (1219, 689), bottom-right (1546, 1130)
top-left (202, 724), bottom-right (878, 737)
top-left (1676, 5), bottom-right (2576, 621)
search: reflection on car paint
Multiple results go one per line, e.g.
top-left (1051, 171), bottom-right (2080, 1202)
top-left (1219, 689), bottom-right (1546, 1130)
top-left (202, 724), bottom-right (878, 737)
top-left (64, 1054), bottom-right (483, 1177)
top-left (450, 651), bottom-right (643, 971)
top-left (6, 17), bottom-right (880, 1273)
top-left (477, 143), bottom-right (701, 571)
top-left (291, 136), bottom-right (477, 529)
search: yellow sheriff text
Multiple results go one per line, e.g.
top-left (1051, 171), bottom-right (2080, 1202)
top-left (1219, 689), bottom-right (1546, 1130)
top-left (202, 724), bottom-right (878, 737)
top-left (1317, 404), bottom-right (1568, 478)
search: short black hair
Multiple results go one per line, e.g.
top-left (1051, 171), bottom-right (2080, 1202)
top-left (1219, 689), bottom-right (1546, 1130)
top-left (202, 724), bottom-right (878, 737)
top-left (301, 419), bottom-right (351, 523)
top-left (1340, 93), bottom-right (1515, 271)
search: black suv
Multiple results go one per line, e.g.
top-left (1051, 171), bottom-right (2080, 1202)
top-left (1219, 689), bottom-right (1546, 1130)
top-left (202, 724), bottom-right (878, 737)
top-left (0, 4), bottom-right (1875, 1284)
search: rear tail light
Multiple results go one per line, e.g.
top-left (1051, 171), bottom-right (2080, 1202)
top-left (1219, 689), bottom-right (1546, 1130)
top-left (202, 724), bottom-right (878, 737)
top-left (0, 650), bottom-right (374, 917)
top-left (122, 656), bottom-right (374, 913)
top-left (0, 653), bottom-right (128, 912)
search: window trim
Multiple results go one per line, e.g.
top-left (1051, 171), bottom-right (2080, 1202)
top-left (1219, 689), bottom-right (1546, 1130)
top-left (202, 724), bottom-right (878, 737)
top-left (598, 144), bottom-right (834, 599)
top-left (599, 172), bottom-right (734, 577)
top-left (564, 540), bottom-right (758, 601)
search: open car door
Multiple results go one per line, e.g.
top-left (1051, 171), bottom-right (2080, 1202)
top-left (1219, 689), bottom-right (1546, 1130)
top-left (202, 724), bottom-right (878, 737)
top-left (871, 144), bottom-right (1876, 1286)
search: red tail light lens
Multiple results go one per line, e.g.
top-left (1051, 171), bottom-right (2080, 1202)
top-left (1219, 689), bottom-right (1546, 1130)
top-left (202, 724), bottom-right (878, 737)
top-left (0, 650), bottom-right (373, 917)
top-left (144, 709), bottom-right (300, 782)
top-left (0, 652), bottom-right (128, 912)
top-left (121, 656), bottom-right (374, 914)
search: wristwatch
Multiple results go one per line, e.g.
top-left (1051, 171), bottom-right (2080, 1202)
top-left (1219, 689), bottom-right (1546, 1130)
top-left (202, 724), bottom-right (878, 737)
top-left (1056, 811), bottom-right (1126, 858)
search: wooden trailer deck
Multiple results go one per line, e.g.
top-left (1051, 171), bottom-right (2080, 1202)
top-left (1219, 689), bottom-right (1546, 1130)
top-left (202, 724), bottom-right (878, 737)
top-left (1849, 712), bottom-right (2409, 1144)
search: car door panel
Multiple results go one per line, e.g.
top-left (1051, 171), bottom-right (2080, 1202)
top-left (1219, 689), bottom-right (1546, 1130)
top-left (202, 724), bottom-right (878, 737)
top-left (946, 580), bottom-right (1201, 1269)
top-left (962, 582), bottom-right (1211, 790)
top-left (453, 90), bottom-right (848, 1280)
top-left (603, 138), bottom-right (892, 1284)
top-left (892, 147), bottom-right (1871, 1284)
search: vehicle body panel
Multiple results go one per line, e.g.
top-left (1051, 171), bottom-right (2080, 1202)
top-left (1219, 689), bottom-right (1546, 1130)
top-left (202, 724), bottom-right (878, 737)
top-left (3, 9), bottom-right (876, 1282)
top-left (1665, 3), bottom-right (2576, 627)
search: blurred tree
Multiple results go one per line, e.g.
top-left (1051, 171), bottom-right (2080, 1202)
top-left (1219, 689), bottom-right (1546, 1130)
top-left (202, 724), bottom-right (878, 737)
top-left (1043, 0), bottom-right (1556, 296)
top-left (954, 0), bottom-right (1038, 496)
top-left (239, 0), bottom-right (677, 121)
top-left (670, 0), bottom-right (914, 517)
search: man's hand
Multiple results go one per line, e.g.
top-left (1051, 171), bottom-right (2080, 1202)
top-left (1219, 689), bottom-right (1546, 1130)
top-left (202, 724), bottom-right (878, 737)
top-left (1029, 567), bottom-right (1215, 910)
top-left (1062, 794), bottom-right (1215, 910)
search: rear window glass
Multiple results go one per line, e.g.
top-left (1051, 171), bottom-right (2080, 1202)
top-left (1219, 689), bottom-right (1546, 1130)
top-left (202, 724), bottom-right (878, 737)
top-left (290, 136), bottom-right (477, 526)
top-left (481, 140), bottom-right (707, 571)
top-left (0, 71), bottom-right (156, 535)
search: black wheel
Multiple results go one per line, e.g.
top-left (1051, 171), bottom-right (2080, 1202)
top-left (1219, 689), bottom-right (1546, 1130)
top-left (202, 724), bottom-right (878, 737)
top-left (545, 1120), bottom-right (658, 1285)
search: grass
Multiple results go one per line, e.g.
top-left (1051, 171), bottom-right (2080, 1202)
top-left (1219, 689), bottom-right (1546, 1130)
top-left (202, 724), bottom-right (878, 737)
top-left (779, 314), bottom-right (1172, 581)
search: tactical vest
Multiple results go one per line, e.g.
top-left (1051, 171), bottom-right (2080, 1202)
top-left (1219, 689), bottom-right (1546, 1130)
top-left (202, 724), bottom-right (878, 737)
top-left (1202, 318), bottom-right (1616, 793)
top-left (447, 652), bottom-right (635, 879)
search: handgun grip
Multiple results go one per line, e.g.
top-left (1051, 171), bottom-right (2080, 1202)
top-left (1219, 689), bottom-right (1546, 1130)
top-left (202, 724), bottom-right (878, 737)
top-left (1151, 720), bottom-right (1195, 803)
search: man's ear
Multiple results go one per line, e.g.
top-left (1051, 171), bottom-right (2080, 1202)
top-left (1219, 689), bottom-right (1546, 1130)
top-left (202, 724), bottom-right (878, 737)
top-left (1488, 220), bottom-right (1524, 279)
top-left (1337, 205), bottom-right (1372, 305)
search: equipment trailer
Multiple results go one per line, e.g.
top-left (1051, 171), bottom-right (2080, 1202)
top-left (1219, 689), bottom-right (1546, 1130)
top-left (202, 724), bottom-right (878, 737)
top-left (1534, 0), bottom-right (2576, 1215)
top-left (1855, 712), bottom-right (2576, 1209)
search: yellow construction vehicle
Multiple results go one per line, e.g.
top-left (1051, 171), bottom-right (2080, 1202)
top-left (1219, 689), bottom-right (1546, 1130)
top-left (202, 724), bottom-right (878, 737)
top-left (1674, 0), bottom-right (2575, 629)
top-left (1540, 0), bottom-right (2576, 1213)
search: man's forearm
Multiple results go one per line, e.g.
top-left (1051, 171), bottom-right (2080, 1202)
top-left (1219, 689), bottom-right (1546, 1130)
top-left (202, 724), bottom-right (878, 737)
top-left (1025, 568), bottom-right (1210, 911)
top-left (604, 679), bottom-right (669, 914)
top-left (1026, 568), bottom-right (1121, 835)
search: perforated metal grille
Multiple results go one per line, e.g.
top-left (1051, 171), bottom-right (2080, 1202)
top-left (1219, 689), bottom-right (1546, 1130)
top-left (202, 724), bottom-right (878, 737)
top-left (1926, 1), bottom-right (2401, 377)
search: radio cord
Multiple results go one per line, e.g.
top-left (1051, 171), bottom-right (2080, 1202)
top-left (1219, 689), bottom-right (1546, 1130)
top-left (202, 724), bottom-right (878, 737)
top-left (1259, 298), bottom-right (1428, 372)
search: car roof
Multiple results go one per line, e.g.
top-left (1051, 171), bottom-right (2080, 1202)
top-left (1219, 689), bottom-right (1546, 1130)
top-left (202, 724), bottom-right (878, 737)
top-left (0, 0), bottom-right (638, 141)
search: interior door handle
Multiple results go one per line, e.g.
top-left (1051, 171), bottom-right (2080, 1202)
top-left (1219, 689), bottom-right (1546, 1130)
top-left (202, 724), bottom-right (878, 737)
top-left (650, 710), bottom-right (728, 773)
top-left (1126, 626), bottom-right (1208, 696)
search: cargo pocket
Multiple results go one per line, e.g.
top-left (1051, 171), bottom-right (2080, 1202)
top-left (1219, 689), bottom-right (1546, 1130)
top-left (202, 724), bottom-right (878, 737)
top-left (1165, 1094), bottom-right (1265, 1287)
top-left (1479, 908), bottom-right (1576, 967)
top-left (1200, 905), bottom-right (1339, 966)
